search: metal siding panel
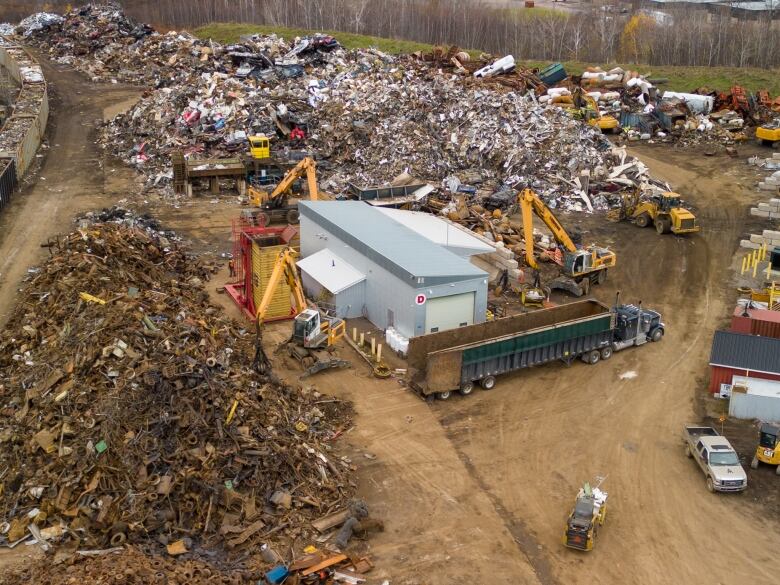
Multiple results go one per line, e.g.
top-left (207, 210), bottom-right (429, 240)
top-left (729, 393), bottom-right (780, 422)
top-left (334, 280), bottom-right (366, 319)
top-left (752, 319), bottom-right (780, 339)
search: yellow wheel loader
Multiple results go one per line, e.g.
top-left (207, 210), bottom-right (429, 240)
top-left (630, 192), bottom-right (699, 235)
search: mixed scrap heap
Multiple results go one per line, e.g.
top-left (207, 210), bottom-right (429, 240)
top-left (0, 217), bottom-right (355, 555)
top-left (10, 3), bottom-right (653, 206)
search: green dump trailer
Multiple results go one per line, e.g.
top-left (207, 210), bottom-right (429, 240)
top-left (407, 299), bottom-right (664, 400)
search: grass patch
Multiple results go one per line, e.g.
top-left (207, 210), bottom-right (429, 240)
top-left (193, 23), bottom-right (456, 55)
top-left (520, 60), bottom-right (780, 94)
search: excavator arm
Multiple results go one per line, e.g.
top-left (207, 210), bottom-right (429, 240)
top-left (254, 247), bottom-right (307, 373)
top-left (520, 188), bottom-right (577, 269)
top-left (249, 156), bottom-right (319, 207)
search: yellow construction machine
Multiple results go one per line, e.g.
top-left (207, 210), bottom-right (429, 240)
top-left (568, 89), bottom-right (619, 133)
top-left (756, 121), bottom-right (780, 146)
top-left (248, 134), bottom-right (271, 159)
top-left (628, 191), bottom-right (699, 235)
top-left (563, 481), bottom-right (608, 551)
top-left (750, 423), bottom-right (780, 475)
top-left (254, 247), bottom-right (348, 377)
top-left (520, 188), bottom-right (616, 296)
top-left (248, 156), bottom-right (319, 225)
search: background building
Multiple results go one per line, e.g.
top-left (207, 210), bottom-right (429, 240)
top-left (299, 201), bottom-right (489, 338)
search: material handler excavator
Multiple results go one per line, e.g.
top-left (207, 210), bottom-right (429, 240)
top-left (248, 156), bottom-right (319, 225)
top-left (254, 247), bottom-right (348, 377)
top-left (519, 188), bottom-right (616, 296)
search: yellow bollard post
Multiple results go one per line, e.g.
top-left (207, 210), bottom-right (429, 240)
top-left (352, 327), bottom-right (357, 342)
top-left (768, 262), bottom-right (772, 279)
top-left (753, 259), bottom-right (759, 278)
top-left (753, 249), bottom-right (759, 267)
top-left (371, 336), bottom-right (376, 356)
top-left (741, 256), bottom-right (747, 275)
top-left (376, 344), bottom-right (382, 364)
top-left (359, 332), bottom-right (365, 347)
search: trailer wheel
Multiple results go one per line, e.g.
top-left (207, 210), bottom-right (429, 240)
top-left (583, 350), bottom-right (600, 365)
top-left (286, 209), bottom-right (300, 224)
top-left (437, 391), bottom-right (451, 401)
top-left (706, 476), bottom-right (715, 493)
top-left (459, 381), bottom-right (475, 396)
top-left (600, 346), bottom-right (613, 360)
top-left (480, 375), bottom-right (496, 390)
top-left (750, 456), bottom-right (759, 469)
top-left (650, 328), bottom-right (664, 342)
top-left (635, 213), bottom-right (650, 228)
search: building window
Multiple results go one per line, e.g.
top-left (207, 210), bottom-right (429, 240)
top-left (417, 277), bottom-right (425, 284)
top-left (459, 322), bottom-right (467, 327)
top-left (431, 327), bottom-right (439, 333)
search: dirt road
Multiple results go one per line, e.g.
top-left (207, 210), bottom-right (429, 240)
top-left (431, 145), bottom-right (777, 585)
top-left (0, 58), bottom-right (141, 327)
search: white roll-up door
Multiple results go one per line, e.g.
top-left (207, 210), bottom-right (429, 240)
top-left (425, 292), bottom-right (475, 333)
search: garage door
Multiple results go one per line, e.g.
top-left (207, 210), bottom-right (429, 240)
top-left (425, 292), bottom-right (475, 334)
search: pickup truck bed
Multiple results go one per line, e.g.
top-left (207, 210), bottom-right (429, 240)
top-left (682, 425), bottom-right (747, 493)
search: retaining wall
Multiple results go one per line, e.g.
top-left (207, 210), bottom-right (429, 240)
top-left (0, 43), bottom-right (48, 211)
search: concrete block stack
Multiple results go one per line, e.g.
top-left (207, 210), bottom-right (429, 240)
top-left (740, 228), bottom-right (780, 250)
top-left (749, 198), bottom-right (780, 219)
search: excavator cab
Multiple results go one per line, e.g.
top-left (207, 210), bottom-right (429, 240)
top-left (293, 309), bottom-right (324, 348)
top-left (751, 423), bottom-right (780, 474)
top-left (248, 134), bottom-right (271, 159)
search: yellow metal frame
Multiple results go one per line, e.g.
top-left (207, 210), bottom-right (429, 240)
top-left (255, 247), bottom-right (307, 327)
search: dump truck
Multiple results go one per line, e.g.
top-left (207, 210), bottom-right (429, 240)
top-left (683, 426), bottom-right (747, 493)
top-left (407, 298), bottom-right (664, 400)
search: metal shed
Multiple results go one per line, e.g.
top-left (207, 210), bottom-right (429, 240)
top-left (297, 249), bottom-right (366, 319)
top-left (299, 201), bottom-right (489, 338)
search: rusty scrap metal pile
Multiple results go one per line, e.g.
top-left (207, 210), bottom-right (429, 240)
top-left (0, 220), bottom-right (357, 558)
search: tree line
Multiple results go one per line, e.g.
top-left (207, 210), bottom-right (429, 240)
top-left (4, 0), bottom-right (780, 69)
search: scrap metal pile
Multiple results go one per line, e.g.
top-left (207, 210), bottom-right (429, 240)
top-left (0, 218), bottom-right (357, 558)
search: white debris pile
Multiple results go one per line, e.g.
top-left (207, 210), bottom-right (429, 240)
top-left (17, 12), bottom-right (64, 37)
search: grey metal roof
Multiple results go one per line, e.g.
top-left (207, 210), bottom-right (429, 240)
top-left (709, 330), bottom-right (780, 374)
top-left (299, 201), bottom-right (486, 286)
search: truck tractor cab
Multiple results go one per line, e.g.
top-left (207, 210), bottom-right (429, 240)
top-left (751, 423), bottom-right (780, 474)
top-left (248, 134), bottom-right (271, 160)
top-left (613, 304), bottom-right (664, 350)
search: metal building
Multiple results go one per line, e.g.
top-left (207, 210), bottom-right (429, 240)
top-left (298, 201), bottom-right (489, 338)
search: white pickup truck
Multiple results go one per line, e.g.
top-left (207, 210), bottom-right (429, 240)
top-left (683, 426), bottom-right (747, 493)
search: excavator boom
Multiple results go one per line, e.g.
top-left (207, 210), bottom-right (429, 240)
top-left (520, 188), bottom-right (577, 270)
top-left (249, 156), bottom-right (319, 207)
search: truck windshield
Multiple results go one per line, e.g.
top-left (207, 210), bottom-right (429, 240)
top-left (709, 452), bottom-right (739, 466)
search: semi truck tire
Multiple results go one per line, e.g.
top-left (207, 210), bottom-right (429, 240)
top-left (480, 375), bottom-right (496, 390)
top-left (600, 346), bottom-right (613, 360)
top-left (437, 391), bottom-right (451, 400)
top-left (650, 328), bottom-right (664, 342)
top-left (459, 382), bottom-right (474, 396)
top-left (583, 350), bottom-right (600, 365)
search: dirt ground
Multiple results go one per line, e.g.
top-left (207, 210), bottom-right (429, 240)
top-left (1, 58), bottom-right (778, 583)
